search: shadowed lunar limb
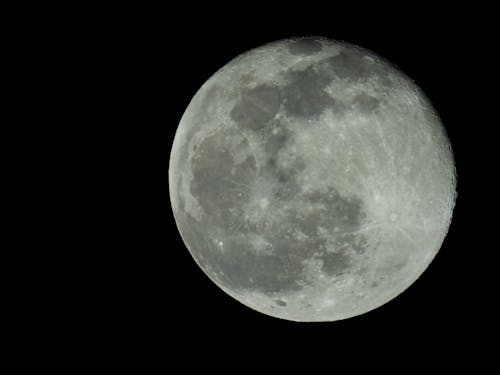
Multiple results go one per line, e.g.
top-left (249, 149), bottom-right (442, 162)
top-left (169, 37), bottom-right (457, 322)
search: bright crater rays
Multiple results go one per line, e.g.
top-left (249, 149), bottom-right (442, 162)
top-left (169, 37), bottom-right (456, 322)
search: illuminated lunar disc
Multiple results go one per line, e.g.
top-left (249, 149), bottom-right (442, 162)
top-left (169, 37), bottom-right (456, 322)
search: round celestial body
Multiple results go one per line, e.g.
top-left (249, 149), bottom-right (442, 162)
top-left (169, 37), bottom-right (456, 322)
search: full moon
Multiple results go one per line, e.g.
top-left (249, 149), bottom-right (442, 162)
top-left (169, 37), bottom-right (456, 322)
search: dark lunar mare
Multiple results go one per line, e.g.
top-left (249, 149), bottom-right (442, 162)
top-left (179, 124), bottom-right (369, 296)
top-left (288, 37), bottom-right (323, 55)
top-left (230, 85), bottom-right (281, 131)
top-left (174, 42), bottom-right (389, 298)
top-left (281, 45), bottom-right (389, 119)
top-left (322, 47), bottom-right (393, 84)
top-left (280, 66), bottom-right (337, 119)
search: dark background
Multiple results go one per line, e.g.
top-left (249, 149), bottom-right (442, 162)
top-left (70, 4), bottom-right (493, 367)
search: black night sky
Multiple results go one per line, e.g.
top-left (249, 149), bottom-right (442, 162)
top-left (75, 4), bottom-right (494, 367)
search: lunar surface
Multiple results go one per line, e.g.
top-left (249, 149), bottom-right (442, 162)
top-left (169, 37), bottom-right (456, 322)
